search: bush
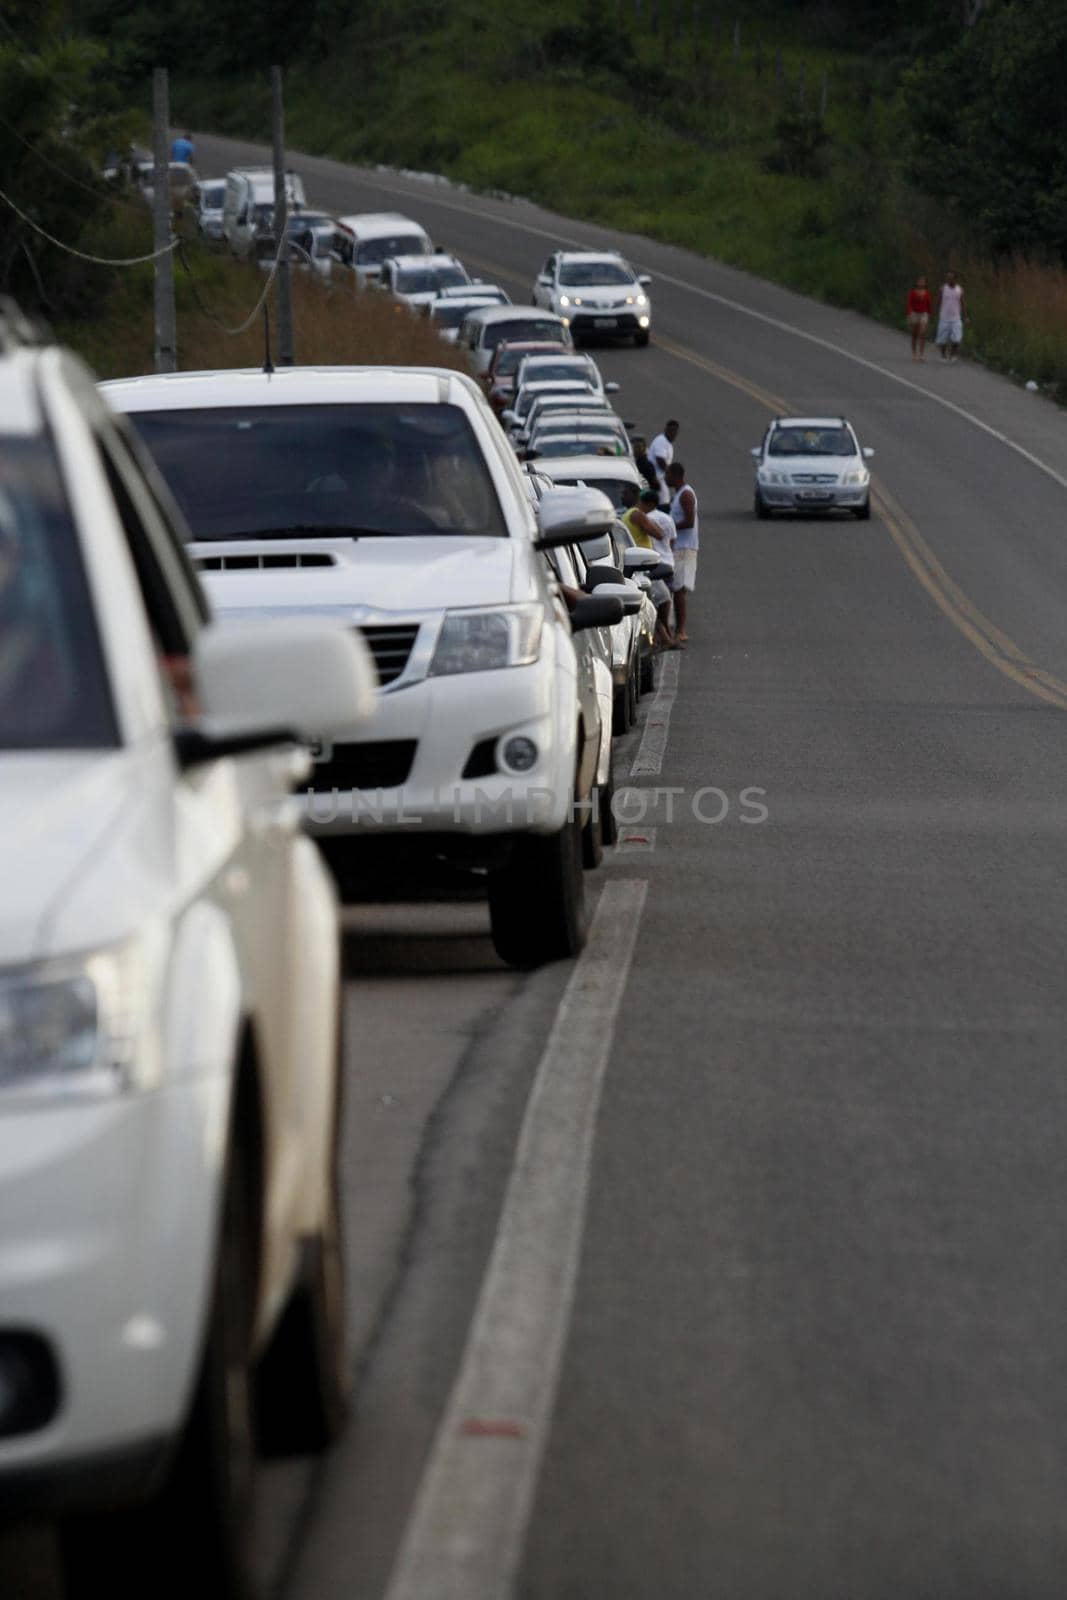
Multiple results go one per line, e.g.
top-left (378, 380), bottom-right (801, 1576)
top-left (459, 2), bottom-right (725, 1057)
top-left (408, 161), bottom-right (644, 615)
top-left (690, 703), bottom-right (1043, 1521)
top-left (764, 109), bottom-right (829, 178)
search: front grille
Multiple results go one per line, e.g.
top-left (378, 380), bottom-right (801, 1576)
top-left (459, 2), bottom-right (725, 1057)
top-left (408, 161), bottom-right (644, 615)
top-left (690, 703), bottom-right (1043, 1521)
top-left (790, 473), bottom-right (839, 485)
top-left (308, 740), bottom-right (416, 791)
top-left (359, 624), bottom-right (419, 687)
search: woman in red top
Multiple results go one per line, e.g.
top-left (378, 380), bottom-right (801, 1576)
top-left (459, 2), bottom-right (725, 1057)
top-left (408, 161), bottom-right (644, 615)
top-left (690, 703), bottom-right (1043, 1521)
top-left (907, 276), bottom-right (932, 361)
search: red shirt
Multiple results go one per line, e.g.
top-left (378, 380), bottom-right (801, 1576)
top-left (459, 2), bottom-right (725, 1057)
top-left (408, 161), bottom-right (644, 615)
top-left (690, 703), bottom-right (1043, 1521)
top-left (907, 287), bottom-right (932, 315)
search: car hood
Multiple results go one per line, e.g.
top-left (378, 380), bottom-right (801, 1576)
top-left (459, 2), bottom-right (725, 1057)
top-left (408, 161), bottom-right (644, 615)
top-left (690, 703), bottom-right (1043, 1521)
top-left (0, 750), bottom-right (160, 965)
top-left (195, 534), bottom-right (525, 617)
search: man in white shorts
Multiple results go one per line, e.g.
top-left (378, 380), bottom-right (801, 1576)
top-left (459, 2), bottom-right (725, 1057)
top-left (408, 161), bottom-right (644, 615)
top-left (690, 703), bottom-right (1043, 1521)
top-left (666, 461), bottom-right (698, 645)
top-left (936, 270), bottom-right (966, 362)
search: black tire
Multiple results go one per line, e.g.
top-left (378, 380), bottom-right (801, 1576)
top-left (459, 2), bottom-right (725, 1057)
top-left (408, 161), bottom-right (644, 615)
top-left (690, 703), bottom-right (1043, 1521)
top-left (255, 1072), bottom-right (350, 1455)
top-left (640, 647), bottom-right (656, 697)
top-left (62, 1138), bottom-right (259, 1600)
top-left (581, 785), bottom-right (604, 869)
top-left (599, 754), bottom-right (618, 849)
top-left (612, 681), bottom-right (631, 735)
top-left (635, 329), bottom-right (650, 347)
top-left (854, 495), bottom-right (871, 521)
top-left (754, 489), bottom-right (771, 520)
top-left (488, 812), bottom-right (587, 967)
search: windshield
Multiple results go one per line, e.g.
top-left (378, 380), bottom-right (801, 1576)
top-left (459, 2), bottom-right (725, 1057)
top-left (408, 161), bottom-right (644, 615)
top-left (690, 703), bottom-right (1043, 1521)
top-left (483, 319), bottom-right (566, 352)
top-left (769, 426), bottom-right (856, 457)
top-left (538, 438), bottom-right (624, 459)
top-left (396, 265), bottom-right (467, 294)
top-left (495, 345), bottom-right (546, 376)
top-left (536, 420), bottom-right (619, 440)
top-left (128, 403), bottom-right (507, 539)
top-left (517, 385), bottom-right (592, 419)
top-left (432, 302), bottom-right (479, 329)
top-left (520, 360), bottom-right (594, 386)
top-left (552, 474), bottom-right (632, 508)
top-left (356, 233), bottom-right (428, 266)
top-left (200, 183), bottom-right (224, 209)
top-left (0, 437), bottom-right (116, 751)
top-left (558, 260), bottom-right (634, 287)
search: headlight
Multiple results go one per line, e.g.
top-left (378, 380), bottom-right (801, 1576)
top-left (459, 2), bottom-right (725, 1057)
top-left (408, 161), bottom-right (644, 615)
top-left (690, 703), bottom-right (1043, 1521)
top-left (0, 940), bottom-right (158, 1100)
top-left (430, 604), bottom-right (544, 675)
top-left (635, 293), bottom-right (648, 306)
top-left (758, 468), bottom-right (783, 484)
top-left (842, 469), bottom-right (869, 486)
top-left (559, 295), bottom-right (571, 308)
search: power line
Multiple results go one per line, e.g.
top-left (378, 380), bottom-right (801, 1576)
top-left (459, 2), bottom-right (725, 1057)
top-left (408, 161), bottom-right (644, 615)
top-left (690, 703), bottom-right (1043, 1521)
top-left (177, 229), bottom-right (288, 336)
top-left (0, 181), bottom-right (179, 265)
top-left (0, 110), bottom-right (153, 218)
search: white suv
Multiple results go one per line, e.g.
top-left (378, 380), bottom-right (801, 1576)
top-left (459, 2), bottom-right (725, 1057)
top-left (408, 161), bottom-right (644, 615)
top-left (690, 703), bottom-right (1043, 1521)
top-left (0, 332), bottom-right (375, 1592)
top-left (104, 365), bottom-right (621, 969)
top-left (533, 250), bottom-right (652, 346)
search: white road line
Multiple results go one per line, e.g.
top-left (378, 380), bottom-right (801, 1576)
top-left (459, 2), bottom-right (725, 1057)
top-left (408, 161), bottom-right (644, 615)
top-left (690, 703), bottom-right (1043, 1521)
top-left (382, 877), bottom-right (649, 1600)
top-left (630, 650), bottom-right (681, 776)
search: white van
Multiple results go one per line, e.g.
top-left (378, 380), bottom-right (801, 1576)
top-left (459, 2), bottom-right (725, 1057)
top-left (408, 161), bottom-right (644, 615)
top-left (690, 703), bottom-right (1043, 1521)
top-left (335, 212), bottom-right (433, 286)
top-left (223, 166), bottom-right (307, 258)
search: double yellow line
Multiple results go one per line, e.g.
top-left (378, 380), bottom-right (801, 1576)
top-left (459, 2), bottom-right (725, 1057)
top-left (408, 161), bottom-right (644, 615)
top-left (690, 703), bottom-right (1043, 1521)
top-left (655, 333), bottom-right (1067, 712)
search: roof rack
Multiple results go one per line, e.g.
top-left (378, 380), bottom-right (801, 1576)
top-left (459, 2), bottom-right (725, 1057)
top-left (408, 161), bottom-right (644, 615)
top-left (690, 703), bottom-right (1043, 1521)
top-left (0, 297), bottom-right (51, 354)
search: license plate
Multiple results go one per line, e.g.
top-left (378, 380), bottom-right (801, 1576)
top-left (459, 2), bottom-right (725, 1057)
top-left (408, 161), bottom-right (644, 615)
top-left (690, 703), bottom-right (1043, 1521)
top-left (309, 739), bottom-right (333, 763)
top-left (593, 317), bottom-right (617, 329)
top-left (797, 489), bottom-right (832, 501)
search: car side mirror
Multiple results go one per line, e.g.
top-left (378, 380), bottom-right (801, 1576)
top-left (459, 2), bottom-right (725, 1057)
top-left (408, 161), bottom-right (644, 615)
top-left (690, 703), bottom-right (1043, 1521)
top-left (646, 561), bottom-right (674, 582)
top-left (500, 409), bottom-right (518, 426)
top-left (537, 274), bottom-right (551, 286)
top-left (570, 595), bottom-right (624, 632)
top-left (583, 563), bottom-right (625, 593)
top-left (638, 275), bottom-right (651, 288)
top-left (535, 486), bottom-right (616, 550)
top-left (604, 381), bottom-right (620, 395)
top-left (184, 617), bottom-right (376, 765)
top-left (750, 447), bottom-right (761, 459)
top-left (592, 581), bottom-right (642, 616)
top-left (623, 547), bottom-right (659, 571)
top-left (862, 447), bottom-right (875, 459)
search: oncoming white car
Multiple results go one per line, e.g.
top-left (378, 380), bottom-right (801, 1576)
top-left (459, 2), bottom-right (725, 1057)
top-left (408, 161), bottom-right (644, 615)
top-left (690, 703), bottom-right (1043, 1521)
top-left (0, 331), bottom-right (376, 1593)
top-left (751, 415), bottom-right (874, 519)
top-left (533, 250), bottom-right (652, 346)
top-left (104, 365), bottom-right (621, 970)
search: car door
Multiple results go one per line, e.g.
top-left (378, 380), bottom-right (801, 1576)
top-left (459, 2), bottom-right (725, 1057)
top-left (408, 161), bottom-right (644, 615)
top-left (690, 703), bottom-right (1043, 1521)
top-left (90, 418), bottom-right (310, 1247)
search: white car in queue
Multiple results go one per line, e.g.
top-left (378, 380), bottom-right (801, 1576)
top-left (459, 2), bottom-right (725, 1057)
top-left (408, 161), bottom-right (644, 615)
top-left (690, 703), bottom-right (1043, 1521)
top-left (751, 416), bottom-right (874, 520)
top-left (378, 253), bottom-right (471, 309)
top-left (512, 352), bottom-right (618, 401)
top-left (427, 293), bottom-right (505, 343)
top-left (0, 329), bottom-right (375, 1594)
top-left (456, 305), bottom-right (574, 377)
top-left (104, 365), bottom-right (623, 970)
top-left (532, 250), bottom-right (652, 346)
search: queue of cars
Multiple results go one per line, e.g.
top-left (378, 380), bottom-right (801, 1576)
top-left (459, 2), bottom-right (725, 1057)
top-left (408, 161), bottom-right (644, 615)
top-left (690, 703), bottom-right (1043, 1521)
top-left (0, 238), bottom-right (678, 1581)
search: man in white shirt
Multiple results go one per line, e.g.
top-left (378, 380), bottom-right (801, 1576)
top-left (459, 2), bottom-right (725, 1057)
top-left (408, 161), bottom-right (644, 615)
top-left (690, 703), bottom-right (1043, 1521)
top-left (666, 460), bottom-right (698, 645)
top-left (648, 419), bottom-right (679, 510)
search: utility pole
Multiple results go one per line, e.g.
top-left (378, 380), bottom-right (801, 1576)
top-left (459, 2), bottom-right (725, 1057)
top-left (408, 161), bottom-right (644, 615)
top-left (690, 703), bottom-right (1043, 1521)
top-left (152, 67), bottom-right (176, 373)
top-left (271, 65), bottom-right (294, 367)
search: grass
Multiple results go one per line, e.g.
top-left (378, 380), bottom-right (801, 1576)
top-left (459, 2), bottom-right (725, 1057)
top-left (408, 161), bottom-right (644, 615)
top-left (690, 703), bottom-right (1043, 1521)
top-left (164, 0), bottom-right (1067, 400)
top-left (54, 203), bottom-right (473, 378)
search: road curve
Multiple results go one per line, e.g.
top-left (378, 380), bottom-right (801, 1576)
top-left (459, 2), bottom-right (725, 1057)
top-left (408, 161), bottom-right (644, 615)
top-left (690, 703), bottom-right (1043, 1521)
top-left (194, 133), bottom-right (1067, 1600)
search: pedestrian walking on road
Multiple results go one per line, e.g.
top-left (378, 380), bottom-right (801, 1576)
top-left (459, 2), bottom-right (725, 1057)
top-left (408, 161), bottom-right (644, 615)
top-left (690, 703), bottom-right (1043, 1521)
top-left (649, 419), bottom-right (679, 510)
top-left (666, 461), bottom-right (698, 646)
top-left (936, 270), bottom-right (966, 362)
top-left (907, 275), bottom-right (932, 361)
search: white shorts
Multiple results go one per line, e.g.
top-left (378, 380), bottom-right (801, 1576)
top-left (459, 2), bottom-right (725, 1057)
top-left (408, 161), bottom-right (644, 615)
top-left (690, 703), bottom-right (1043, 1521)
top-left (671, 549), bottom-right (697, 591)
top-left (937, 316), bottom-right (963, 346)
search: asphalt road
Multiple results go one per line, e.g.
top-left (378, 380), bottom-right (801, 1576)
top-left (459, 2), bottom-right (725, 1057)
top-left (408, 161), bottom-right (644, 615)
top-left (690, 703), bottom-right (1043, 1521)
top-left (12, 132), bottom-right (1067, 1599)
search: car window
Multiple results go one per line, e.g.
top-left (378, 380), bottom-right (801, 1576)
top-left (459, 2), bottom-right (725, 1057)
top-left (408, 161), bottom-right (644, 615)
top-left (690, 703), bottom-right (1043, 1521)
top-left (355, 233), bottom-right (427, 266)
top-left (769, 427), bottom-right (856, 457)
top-left (128, 402), bottom-right (508, 539)
top-left (0, 435), bottom-right (117, 750)
top-left (558, 260), bottom-right (634, 287)
top-left (483, 319), bottom-right (566, 352)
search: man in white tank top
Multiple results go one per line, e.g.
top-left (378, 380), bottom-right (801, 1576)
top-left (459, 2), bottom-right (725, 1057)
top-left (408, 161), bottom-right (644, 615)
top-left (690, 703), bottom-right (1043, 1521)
top-left (936, 271), bottom-right (966, 362)
top-left (665, 461), bottom-right (698, 646)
